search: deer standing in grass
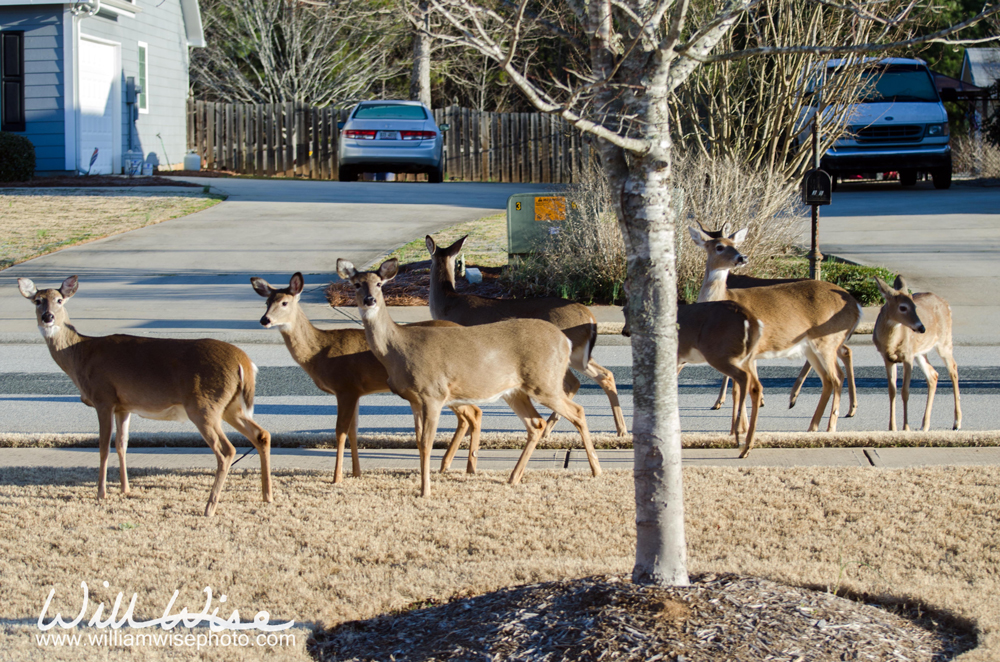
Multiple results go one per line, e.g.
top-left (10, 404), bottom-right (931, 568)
top-left (692, 223), bottom-right (857, 418)
top-left (425, 235), bottom-right (627, 436)
top-left (251, 273), bottom-right (485, 479)
top-left (336, 258), bottom-right (600, 496)
top-left (624, 299), bottom-right (764, 457)
top-left (18, 276), bottom-right (271, 517)
top-left (689, 227), bottom-right (861, 432)
top-left (873, 276), bottom-right (961, 431)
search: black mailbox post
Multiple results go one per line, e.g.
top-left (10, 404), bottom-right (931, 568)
top-left (801, 169), bottom-right (832, 206)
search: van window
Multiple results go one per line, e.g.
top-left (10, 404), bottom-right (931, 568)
top-left (353, 104), bottom-right (428, 120)
top-left (839, 64), bottom-right (939, 103)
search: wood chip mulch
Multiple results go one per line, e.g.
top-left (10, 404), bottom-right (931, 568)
top-left (326, 260), bottom-right (508, 306)
top-left (310, 573), bottom-right (975, 662)
top-left (0, 175), bottom-right (202, 188)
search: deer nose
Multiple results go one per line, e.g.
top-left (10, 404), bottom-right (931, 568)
top-left (41, 312), bottom-right (54, 324)
top-left (735, 254), bottom-right (747, 266)
top-left (916, 324), bottom-right (926, 334)
top-left (363, 295), bottom-right (376, 307)
top-left (260, 315), bottom-right (271, 327)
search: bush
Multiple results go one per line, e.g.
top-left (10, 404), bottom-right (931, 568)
top-left (0, 132), bottom-right (35, 182)
top-left (764, 255), bottom-right (896, 306)
top-left (952, 134), bottom-right (1000, 180)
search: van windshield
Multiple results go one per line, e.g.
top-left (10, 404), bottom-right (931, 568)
top-left (353, 104), bottom-right (428, 120)
top-left (838, 64), bottom-right (939, 103)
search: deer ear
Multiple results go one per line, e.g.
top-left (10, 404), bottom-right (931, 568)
top-left (874, 277), bottom-right (894, 300)
top-left (61, 276), bottom-right (79, 299)
top-left (379, 258), bottom-right (399, 282)
top-left (17, 278), bottom-right (37, 299)
top-left (425, 235), bottom-right (436, 256)
top-left (688, 226), bottom-right (710, 247)
top-left (445, 235), bottom-right (467, 257)
top-left (289, 272), bottom-right (305, 296)
top-left (893, 275), bottom-right (909, 294)
top-left (250, 277), bottom-right (273, 298)
top-left (731, 228), bottom-right (748, 246)
top-left (336, 259), bottom-right (357, 280)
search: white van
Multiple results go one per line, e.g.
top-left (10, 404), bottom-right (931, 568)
top-left (819, 58), bottom-right (951, 189)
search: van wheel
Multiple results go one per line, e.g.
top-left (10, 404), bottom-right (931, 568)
top-left (931, 167), bottom-right (952, 190)
top-left (899, 170), bottom-right (917, 187)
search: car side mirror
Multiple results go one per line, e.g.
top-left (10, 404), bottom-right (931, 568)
top-left (439, 123), bottom-right (450, 132)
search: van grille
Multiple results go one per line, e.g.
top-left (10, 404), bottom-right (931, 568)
top-left (852, 125), bottom-right (924, 143)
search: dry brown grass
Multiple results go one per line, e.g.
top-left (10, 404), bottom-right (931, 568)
top-left (0, 190), bottom-right (221, 270)
top-left (0, 467), bottom-right (996, 660)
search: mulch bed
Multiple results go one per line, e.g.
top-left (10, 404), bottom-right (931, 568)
top-left (310, 573), bottom-right (975, 662)
top-left (327, 260), bottom-right (508, 306)
top-left (0, 174), bottom-right (202, 188)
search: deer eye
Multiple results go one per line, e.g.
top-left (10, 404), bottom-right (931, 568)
top-left (353, 283), bottom-right (361, 289)
top-left (715, 245), bottom-right (724, 252)
top-left (376, 282), bottom-right (382, 288)
top-left (56, 299), bottom-right (63, 304)
top-left (281, 301), bottom-right (288, 307)
top-left (34, 300), bottom-right (41, 306)
top-left (899, 305), bottom-right (908, 313)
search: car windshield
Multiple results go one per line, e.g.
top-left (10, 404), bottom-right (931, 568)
top-left (353, 104), bottom-right (428, 120)
top-left (833, 64), bottom-right (939, 103)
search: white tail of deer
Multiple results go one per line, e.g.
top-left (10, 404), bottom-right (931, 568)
top-left (250, 272), bottom-right (484, 479)
top-left (336, 258), bottom-right (600, 496)
top-left (18, 276), bottom-right (272, 517)
top-left (689, 226), bottom-right (861, 433)
top-left (425, 235), bottom-right (627, 436)
top-left (873, 276), bottom-right (961, 431)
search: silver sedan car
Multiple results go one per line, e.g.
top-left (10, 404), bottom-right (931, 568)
top-left (337, 101), bottom-right (447, 182)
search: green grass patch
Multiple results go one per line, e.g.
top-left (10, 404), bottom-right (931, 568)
top-left (382, 213), bottom-right (507, 268)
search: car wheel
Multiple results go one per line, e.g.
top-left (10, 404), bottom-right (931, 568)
top-left (931, 167), bottom-right (952, 190)
top-left (338, 165), bottom-right (358, 182)
top-left (899, 169), bottom-right (917, 187)
top-left (428, 164), bottom-right (444, 183)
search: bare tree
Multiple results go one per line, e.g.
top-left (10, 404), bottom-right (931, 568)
top-left (419, 0), bottom-right (1000, 587)
top-left (192, 0), bottom-right (404, 105)
top-left (410, 0), bottom-right (434, 104)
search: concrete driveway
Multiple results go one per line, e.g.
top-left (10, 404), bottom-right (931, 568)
top-left (0, 179), bottom-right (556, 341)
top-left (819, 180), bottom-right (1000, 344)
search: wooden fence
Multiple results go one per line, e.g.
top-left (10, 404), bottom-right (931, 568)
top-left (186, 100), bottom-right (592, 183)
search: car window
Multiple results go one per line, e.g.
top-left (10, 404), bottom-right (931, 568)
top-left (353, 105), bottom-right (428, 120)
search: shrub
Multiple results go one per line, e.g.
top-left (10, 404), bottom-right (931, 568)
top-left (952, 134), bottom-right (1000, 180)
top-left (0, 132), bottom-right (35, 182)
top-left (763, 255), bottom-right (896, 306)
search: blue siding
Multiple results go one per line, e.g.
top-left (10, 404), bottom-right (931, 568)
top-left (0, 7), bottom-right (65, 173)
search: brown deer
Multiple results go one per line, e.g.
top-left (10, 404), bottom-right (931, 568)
top-left (692, 223), bottom-right (857, 418)
top-left (425, 235), bottom-right (627, 436)
top-left (623, 298), bottom-right (764, 457)
top-left (336, 258), bottom-right (601, 496)
top-left (251, 273), bottom-right (484, 480)
top-left (689, 226), bottom-right (861, 432)
top-left (18, 276), bottom-right (271, 517)
top-left (873, 276), bottom-right (961, 431)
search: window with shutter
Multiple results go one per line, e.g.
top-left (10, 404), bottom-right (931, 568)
top-left (1, 31), bottom-right (25, 132)
top-left (137, 42), bottom-right (148, 113)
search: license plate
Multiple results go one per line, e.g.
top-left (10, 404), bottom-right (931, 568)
top-left (377, 131), bottom-right (400, 140)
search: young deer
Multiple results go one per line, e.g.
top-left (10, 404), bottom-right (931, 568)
top-left (336, 258), bottom-right (601, 496)
top-left (873, 276), bottom-right (961, 431)
top-left (19, 276), bottom-right (271, 517)
top-left (692, 223), bottom-right (857, 418)
top-left (623, 299), bottom-right (764, 457)
top-left (689, 226), bottom-right (861, 432)
top-left (251, 273), bottom-right (484, 480)
top-left (425, 235), bottom-right (627, 436)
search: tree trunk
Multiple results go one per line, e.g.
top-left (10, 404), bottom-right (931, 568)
top-left (410, 1), bottom-right (432, 106)
top-left (600, 112), bottom-right (689, 587)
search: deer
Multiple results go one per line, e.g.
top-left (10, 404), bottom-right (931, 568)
top-left (251, 272), bottom-right (485, 480)
top-left (336, 257), bottom-right (601, 496)
top-left (691, 223), bottom-right (857, 419)
top-left (689, 226), bottom-right (862, 433)
top-left (18, 276), bottom-right (271, 517)
top-left (424, 234), bottom-right (627, 437)
top-left (873, 276), bottom-right (961, 432)
top-left (623, 298), bottom-right (764, 457)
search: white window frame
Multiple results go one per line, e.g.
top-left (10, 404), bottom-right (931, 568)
top-left (137, 41), bottom-right (148, 114)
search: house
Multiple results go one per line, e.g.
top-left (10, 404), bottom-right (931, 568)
top-left (959, 48), bottom-right (999, 123)
top-left (0, 0), bottom-right (203, 176)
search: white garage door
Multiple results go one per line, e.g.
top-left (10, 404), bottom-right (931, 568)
top-left (78, 38), bottom-right (118, 175)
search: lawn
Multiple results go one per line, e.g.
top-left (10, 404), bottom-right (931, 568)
top-left (0, 466), bottom-right (995, 660)
top-left (0, 189), bottom-right (221, 270)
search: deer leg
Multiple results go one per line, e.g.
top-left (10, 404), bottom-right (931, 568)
top-left (739, 371), bottom-right (763, 459)
top-left (804, 346), bottom-right (837, 432)
top-left (332, 394), bottom-right (360, 484)
top-left (789, 363), bottom-right (810, 410)
top-left (412, 401), bottom-right (442, 498)
top-left (728, 371), bottom-right (746, 444)
top-left (937, 343), bottom-right (962, 430)
top-left (96, 406), bottom-right (113, 500)
top-left (464, 406), bottom-right (482, 474)
top-left (350, 403), bottom-right (361, 478)
top-left (839, 345), bottom-right (857, 418)
top-left (901, 360), bottom-right (913, 431)
top-left (713, 376), bottom-right (729, 410)
top-left (114, 411), bottom-right (131, 495)
top-left (223, 405), bottom-right (273, 504)
top-left (192, 412), bottom-right (237, 517)
top-left (885, 359), bottom-right (899, 431)
top-left (542, 395), bottom-right (600, 478)
top-left (583, 359), bottom-right (627, 436)
top-left (542, 371), bottom-right (580, 439)
top-left (441, 405), bottom-right (472, 473)
top-left (505, 393), bottom-right (547, 485)
top-left (915, 354), bottom-right (939, 432)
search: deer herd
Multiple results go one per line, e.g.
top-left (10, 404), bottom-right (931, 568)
top-left (16, 226), bottom-right (961, 515)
